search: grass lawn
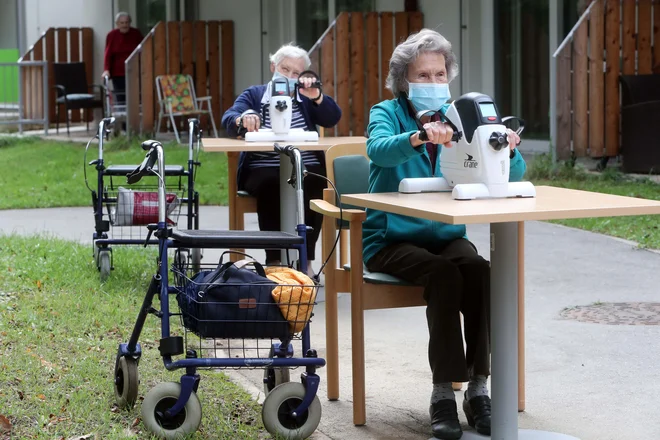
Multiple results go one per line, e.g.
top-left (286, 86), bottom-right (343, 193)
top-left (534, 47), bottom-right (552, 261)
top-left (0, 235), bottom-right (269, 439)
top-left (0, 136), bottom-right (229, 210)
top-left (526, 154), bottom-right (660, 250)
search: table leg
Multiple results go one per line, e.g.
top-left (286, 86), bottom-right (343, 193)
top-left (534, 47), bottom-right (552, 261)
top-left (490, 222), bottom-right (520, 440)
top-left (482, 222), bottom-right (580, 440)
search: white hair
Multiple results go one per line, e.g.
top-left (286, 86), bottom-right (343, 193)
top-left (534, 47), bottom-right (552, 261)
top-left (115, 12), bottom-right (131, 23)
top-left (386, 28), bottom-right (459, 97)
top-left (269, 43), bottom-right (311, 69)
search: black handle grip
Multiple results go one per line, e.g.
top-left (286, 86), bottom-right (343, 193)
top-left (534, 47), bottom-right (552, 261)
top-left (501, 116), bottom-right (525, 136)
top-left (415, 110), bottom-right (463, 143)
top-left (273, 143), bottom-right (296, 158)
top-left (141, 140), bottom-right (161, 151)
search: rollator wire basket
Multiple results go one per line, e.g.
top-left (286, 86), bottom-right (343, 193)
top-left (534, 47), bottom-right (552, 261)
top-left (171, 257), bottom-right (319, 346)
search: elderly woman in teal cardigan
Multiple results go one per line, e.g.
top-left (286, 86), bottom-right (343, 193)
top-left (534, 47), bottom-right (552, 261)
top-left (363, 29), bottom-right (526, 439)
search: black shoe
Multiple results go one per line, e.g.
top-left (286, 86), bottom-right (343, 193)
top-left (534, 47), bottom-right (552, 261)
top-left (462, 392), bottom-right (491, 435)
top-left (429, 399), bottom-right (462, 439)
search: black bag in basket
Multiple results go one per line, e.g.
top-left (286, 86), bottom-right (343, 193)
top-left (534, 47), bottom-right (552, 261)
top-left (177, 259), bottom-right (290, 339)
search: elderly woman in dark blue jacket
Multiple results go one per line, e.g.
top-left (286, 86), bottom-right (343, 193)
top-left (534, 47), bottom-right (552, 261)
top-left (221, 44), bottom-right (341, 274)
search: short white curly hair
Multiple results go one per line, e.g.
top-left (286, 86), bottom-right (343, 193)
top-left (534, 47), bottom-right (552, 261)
top-left (269, 43), bottom-right (311, 69)
top-left (386, 28), bottom-right (459, 97)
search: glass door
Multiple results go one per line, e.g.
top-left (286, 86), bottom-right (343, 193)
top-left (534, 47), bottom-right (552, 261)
top-left (494, 0), bottom-right (550, 139)
top-left (295, 0), bottom-right (375, 51)
top-left (115, 0), bottom-right (184, 36)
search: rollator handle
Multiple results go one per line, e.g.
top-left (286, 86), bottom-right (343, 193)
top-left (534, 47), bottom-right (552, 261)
top-left (141, 140), bottom-right (161, 151)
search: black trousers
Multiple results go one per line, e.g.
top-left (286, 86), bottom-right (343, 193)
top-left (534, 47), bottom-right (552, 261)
top-left (111, 76), bottom-right (126, 105)
top-left (366, 238), bottom-right (490, 383)
top-left (243, 165), bottom-right (326, 263)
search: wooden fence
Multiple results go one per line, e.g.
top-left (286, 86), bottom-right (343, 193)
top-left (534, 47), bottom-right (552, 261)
top-left (308, 11), bottom-right (423, 137)
top-left (19, 27), bottom-right (94, 123)
top-left (125, 20), bottom-right (234, 135)
top-left (555, 0), bottom-right (660, 160)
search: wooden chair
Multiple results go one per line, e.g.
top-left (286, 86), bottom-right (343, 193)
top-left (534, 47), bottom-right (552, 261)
top-left (310, 142), bottom-right (527, 426)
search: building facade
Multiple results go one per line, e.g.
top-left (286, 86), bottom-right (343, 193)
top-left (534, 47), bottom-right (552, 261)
top-left (5, 0), bottom-right (586, 143)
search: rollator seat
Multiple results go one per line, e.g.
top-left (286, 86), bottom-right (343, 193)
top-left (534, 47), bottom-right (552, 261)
top-left (170, 229), bottom-right (304, 248)
top-left (105, 165), bottom-right (187, 177)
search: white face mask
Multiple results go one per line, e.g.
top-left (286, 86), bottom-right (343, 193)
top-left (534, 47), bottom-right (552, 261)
top-left (272, 70), bottom-right (298, 93)
top-left (407, 82), bottom-right (451, 111)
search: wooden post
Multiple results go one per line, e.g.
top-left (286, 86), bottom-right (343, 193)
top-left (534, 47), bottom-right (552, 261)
top-left (637, 0), bottom-right (653, 74)
top-left (220, 21), bottom-right (234, 115)
top-left (350, 13), bottom-right (365, 137)
top-left (556, 44), bottom-right (572, 161)
top-left (366, 13), bottom-right (380, 108)
top-left (588, 0), bottom-right (604, 158)
top-left (572, 20), bottom-right (588, 157)
top-left (604, 0), bottom-right (620, 158)
top-left (321, 29), bottom-right (335, 136)
top-left (140, 35), bottom-right (154, 133)
top-left (208, 21), bottom-right (221, 129)
top-left (336, 13), bottom-right (350, 136)
top-left (380, 12), bottom-right (394, 101)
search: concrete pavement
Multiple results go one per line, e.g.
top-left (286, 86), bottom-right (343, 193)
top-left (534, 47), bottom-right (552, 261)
top-left (2, 205), bottom-right (660, 440)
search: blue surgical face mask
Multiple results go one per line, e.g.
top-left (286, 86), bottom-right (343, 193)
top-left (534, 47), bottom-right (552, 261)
top-left (407, 82), bottom-right (451, 112)
top-left (272, 70), bottom-right (298, 93)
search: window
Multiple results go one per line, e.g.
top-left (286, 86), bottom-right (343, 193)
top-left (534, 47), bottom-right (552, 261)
top-left (494, 0), bottom-right (550, 139)
top-left (295, 0), bottom-right (375, 51)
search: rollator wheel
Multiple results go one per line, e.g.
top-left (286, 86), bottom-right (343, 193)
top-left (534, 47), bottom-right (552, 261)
top-left (114, 356), bottom-right (139, 409)
top-left (191, 248), bottom-right (202, 273)
top-left (262, 382), bottom-right (322, 440)
top-left (141, 382), bottom-right (202, 440)
top-left (263, 347), bottom-right (290, 396)
top-left (99, 249), bottom-right (111, 281)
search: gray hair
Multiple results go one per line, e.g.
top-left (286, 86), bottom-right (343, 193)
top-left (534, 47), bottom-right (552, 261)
top-left (115, 12), bottom-right (131, 23)
top-left (385, 28), bottom-right (459, 97)
top-left (269, 43), bottom-right (311, 69)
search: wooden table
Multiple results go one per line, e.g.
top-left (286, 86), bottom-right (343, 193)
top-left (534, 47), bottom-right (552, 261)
top-left (203, 137), bottom-right (367, 260)
top-left (341, 185), bottom-right (660, 440)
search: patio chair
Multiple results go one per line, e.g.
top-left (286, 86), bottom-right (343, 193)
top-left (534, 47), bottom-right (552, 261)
top-left (310, 142), bottom-right (526, 426)
top-left (155, 74), bottom-right (219, 143)
top-left (53, 62), bottom-right (105, 135)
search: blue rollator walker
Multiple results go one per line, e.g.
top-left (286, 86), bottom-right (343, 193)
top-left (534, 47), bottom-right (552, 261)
top-left (86, 117), bottom-right (202, 281)
top-left (113, 137), bottom-right (325, 439)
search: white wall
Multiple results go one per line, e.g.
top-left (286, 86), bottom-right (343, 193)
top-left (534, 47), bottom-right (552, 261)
top-left (375, 0), bottom-right (405, 12)
top-left (24, 0), bottom-right (113, 81)
top-left (418, 0), bottom-right (462, 98)
top-left (199, 0), bottom-right (263, 96)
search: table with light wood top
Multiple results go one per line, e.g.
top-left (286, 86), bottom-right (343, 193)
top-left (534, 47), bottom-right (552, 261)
top-left (342, 185), bottom-right (660, 440)
top-left (202, 137), bottom-right (367, 260)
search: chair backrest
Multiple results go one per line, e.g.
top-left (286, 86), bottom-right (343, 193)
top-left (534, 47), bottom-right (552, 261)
top-left (156, 74), bottom-right (197, 112)
top-left (325, 143), bottom-right (369, 221)
top-left (619, 74), bottom-right (660, 106)
top-left (53, 62), bottom-right (89, 94)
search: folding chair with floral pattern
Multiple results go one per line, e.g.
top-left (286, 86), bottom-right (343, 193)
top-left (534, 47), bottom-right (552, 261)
top-left (155, 74), bottom-right (219, 143)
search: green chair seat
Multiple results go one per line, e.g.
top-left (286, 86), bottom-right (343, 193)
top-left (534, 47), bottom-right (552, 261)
top-left (342, 263), bottom-right (415, 286)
